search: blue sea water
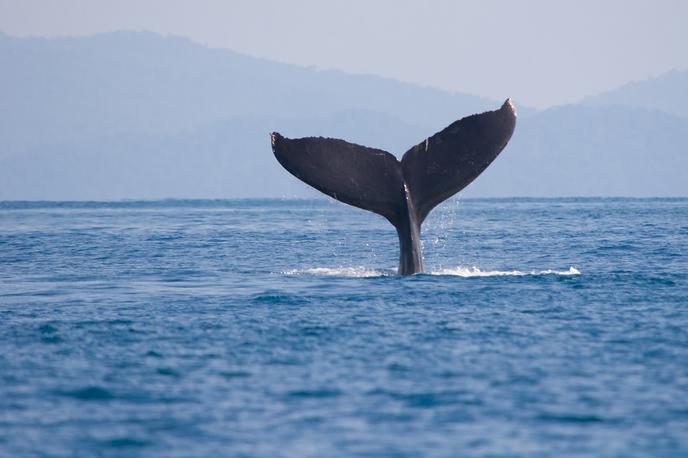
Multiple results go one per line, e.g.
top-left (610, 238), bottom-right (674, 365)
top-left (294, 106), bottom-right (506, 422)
top-left (0, 198), bottom-right (687, 457)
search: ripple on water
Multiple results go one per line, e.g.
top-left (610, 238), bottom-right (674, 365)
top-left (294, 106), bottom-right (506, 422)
top-left (59, 386), bottom-right (115, 401)
top-left (102, 437), bottom-right (151, 449)
top-left (536, 412), bottom-right (609, 424)
top-left (251, 292), bottom-right (310, 305)
top-left (287, 389), bottom-right (343, 399)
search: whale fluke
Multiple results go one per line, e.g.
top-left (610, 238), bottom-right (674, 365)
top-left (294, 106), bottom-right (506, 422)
top-left (271, 99), bottom-right (517, 275)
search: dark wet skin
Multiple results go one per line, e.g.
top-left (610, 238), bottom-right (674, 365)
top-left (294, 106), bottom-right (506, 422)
top-left (271, 99), bottom-right (517, 275)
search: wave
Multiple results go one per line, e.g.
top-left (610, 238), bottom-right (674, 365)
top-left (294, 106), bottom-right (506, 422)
top-left (283, 266), bottom-right (580, 278)
top-left (430, 266), bottom-right (581, 277)
top-left (283, 267), bottom-right (391, 277)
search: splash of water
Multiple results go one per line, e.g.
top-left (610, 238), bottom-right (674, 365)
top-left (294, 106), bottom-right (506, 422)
top-left (431, 266), bottom-right (581, 277)
top-left (283, 267), bottom-right (390, 277)
top-left (283, 266), bottom-right (580, 278)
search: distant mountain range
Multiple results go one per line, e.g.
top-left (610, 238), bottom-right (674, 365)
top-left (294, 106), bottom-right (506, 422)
top-left (0, 31), bottom-right (686, 199)
top-left (581, 69), bottom-right (688, 119)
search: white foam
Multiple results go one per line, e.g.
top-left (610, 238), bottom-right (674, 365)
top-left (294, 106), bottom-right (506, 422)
top-left (282, 266), bottom-right (580, 278)
top-left (430, 266), bottom-right (581, 277)
top-left (283, 267), bottom-right (390, 278)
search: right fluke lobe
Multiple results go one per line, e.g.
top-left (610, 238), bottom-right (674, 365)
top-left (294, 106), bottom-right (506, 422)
top-left (401, 98), bottom-right (517, 223)
top-left (270, 99), bottom-right (517, 275)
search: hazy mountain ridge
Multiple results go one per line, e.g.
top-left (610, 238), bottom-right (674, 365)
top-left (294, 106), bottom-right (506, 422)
top-left (469, 104), bottom-right (687, 197)
top-left (580, 69), bottom-right (688, 119)
top-left (0, 110), bottom-right (431, 200)
top-left (0, 31), bottom-right (686, 199)
top-left (0, 31), bottom-right (491, 157)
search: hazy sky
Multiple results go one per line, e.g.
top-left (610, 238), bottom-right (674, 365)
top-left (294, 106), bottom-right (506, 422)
top-left (1, 0), bottom-right (687, 108)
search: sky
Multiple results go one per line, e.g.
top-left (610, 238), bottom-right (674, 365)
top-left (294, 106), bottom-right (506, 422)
top-left (1, 0), bottom-right (687, 108)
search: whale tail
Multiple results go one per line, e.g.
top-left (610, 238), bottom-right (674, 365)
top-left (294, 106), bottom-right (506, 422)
top-left (271, 99), bottom-right (517, 275)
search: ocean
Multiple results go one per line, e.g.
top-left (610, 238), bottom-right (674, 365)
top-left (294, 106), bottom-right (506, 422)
top-left (1, 198), bottom-right (686, 457)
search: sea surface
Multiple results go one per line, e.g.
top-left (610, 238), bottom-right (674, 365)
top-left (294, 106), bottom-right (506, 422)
top-left (1, 198), bottom-right (687, 457)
